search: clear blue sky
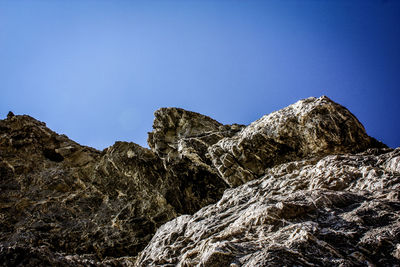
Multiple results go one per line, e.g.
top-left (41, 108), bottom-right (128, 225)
top-left (1, 0), bottom-right (399, 149)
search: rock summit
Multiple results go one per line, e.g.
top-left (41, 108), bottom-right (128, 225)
top-left (0, 96), bottom-right (398, 266)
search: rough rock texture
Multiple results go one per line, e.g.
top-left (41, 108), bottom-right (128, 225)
top-left (0, 115), bottom-right (164, 262)
top-left (136, 148), bottom-right (400, 266)
top-left (148, 108), bottom-right (242, 213)
top-left (0, 96), bottom-right (398, 266)
top-left (148, 108), bottom-right (244, 165)
top-left (209, 96), bottom-right (385, 187)
top-left (0, 113), bottom-right (226, 265)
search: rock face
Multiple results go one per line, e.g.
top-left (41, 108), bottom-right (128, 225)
top-left (0, 96), bottom-right (398, 266)
top-left (148, 107), bottom-right (244, 166)
top-left (0, 114), bottom-right (225, 265)
top-left (147, 108), bottom-right (237, 214)
top-left (136, 148), bottom-right (400, 266)
top-left (0, 115), bottom-right (172, 264)
top-left (208, 96), bottom-right (384, 187)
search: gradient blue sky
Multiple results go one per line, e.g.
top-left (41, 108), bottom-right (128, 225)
top-left (1, 0), bottom-right (399, 149)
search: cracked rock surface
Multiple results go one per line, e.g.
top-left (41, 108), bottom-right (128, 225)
top-left (136, 148), bottom-right (400, 266)
top-left (0, 112), bottom-right (226, 265)
top-left (0, 96), bottom-right (398, 266)
top-left (208, 96), bottom-right (385, 187)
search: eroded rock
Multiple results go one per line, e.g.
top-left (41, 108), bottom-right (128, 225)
top-left (0, 96), bottom-right (397, 266)
top-left (147, 107), bottom-right (243, 214)
top-left (208, 96), bottom-right (386, 187)
top-left (136, 148), bottom-right (400, 267)
top-left (0, 114), bottom-right (222, 264)
top-left (0, 110), bottom-right (236, 265)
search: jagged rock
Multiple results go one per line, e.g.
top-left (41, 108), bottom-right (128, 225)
top-left (0, 96), bottom-right (397, 266)
top-left (6, 112), bottom-right (14, 119)
top-left (0, 113), bottom-right (223, 264)
top-left (147, 107), bottom-right (243, 214)
top-left (136, 148), bottom-right (400, 267)
top-left (208, 96), bottom-right (386, 187)
top-left (148, 107), bottom-right (243, 165)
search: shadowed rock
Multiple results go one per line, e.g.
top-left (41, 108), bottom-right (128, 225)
top-left (147, 107), bottom-right (243, 213)
top-left (0, 113), bottom-right (223, 263)
top-left (0, 96), bottom-right (396, 266)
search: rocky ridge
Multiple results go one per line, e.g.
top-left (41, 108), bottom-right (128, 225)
top-left (0, 96), bottom-right (398, 266)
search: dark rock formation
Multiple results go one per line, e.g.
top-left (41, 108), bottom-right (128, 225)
top-left (0, 113), bottom-right (224, 265)
top-left (0, 96), bottom-right (398, 266)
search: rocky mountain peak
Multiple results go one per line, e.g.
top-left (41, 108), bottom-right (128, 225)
top-left (0, 96), bottom-right (398, 266)
top-left (148, 107), bottom-right (244, 164)
top-left (209, 96), bottom-right (385, 187)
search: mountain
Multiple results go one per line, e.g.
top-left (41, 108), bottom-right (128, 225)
top-left (0, 96), bottom-right (398, 266)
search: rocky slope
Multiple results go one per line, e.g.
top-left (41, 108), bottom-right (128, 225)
top-left (0, 96), bottom-right (398, 266)
top-left (137, 148), bottom-right (400, 266)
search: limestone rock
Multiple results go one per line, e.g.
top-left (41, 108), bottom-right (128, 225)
top-left (208, 96), bottom-right (386, 187)
top-left (136, 148), bottom-right (400, 267)
top-left (0, 96), bottom-right (397, 266)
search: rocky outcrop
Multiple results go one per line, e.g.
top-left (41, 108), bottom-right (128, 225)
top-left (136, 147), bottom-right (400, 266)
top-left (148, 107), bottom-right (244, 165)
top-left (148, 108), bottom-right (243, 214)
top-left (0, 96), bottom-right (397, 266)
top-left (0, 115), bottom-right (161, 261)
top-left (0, 113), bottom-right (225, 265)
top-left (208, 96), bottom-right (385, 187)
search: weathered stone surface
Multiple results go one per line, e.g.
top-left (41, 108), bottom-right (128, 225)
top-left (147, 107), bottom-right (242, 214)
top-left (208, 96), bottom-right (386, 187)
top-left (0, 113), bottom-right (224, 265)
top-left (136, 148), bottom-right (400, 267)
top-left (0, 96), bottom-right (397, 266)
top-left (148, 108), bottom-right (243, 164)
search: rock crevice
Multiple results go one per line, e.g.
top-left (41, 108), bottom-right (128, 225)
top-left (0, 96), bottom-right (397, 267)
